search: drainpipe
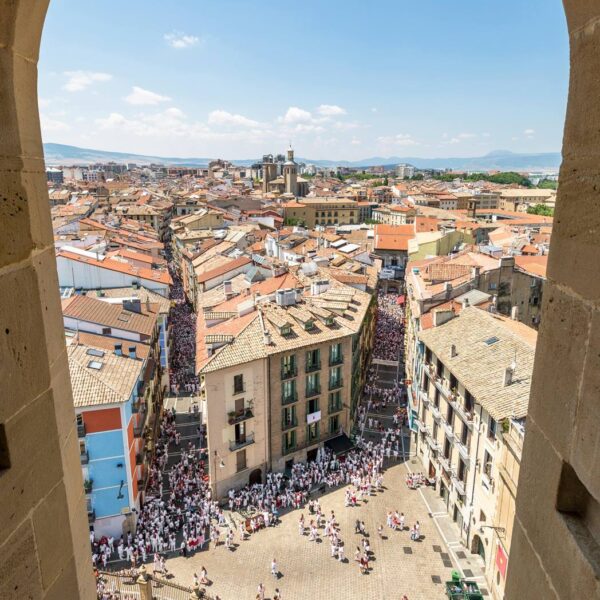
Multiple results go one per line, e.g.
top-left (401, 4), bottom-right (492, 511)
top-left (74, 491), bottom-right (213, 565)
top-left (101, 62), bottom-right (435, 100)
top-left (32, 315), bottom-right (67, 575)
top-left (266, 357), bottom-right (272, 475)
top-left (466, 403), bottom-right (484, 549)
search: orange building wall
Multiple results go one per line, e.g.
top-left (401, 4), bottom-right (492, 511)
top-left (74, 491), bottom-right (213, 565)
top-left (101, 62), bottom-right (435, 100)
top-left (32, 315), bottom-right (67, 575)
top-left (83, 407), bottom-right (121, 433)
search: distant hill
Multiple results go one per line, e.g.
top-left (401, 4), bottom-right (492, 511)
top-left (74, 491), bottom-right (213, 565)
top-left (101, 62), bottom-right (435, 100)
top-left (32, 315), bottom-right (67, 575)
top-left (43, 143), bottom-right (561, 172)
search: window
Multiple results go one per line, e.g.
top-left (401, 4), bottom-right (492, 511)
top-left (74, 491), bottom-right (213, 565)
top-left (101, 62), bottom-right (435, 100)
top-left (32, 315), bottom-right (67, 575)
top-left (307, 398), bottom-right (319, 415)
top-left (236, 449), bottom-right (247, 472)
top-left (329, 366), bottom-right (342, 389)
top-left (461, 423), bottom-right (469, 446)
top-left (483, 450), bottom-right (493, 478)
top-left (443, 437), bottom-right (452, 460)
top-left (306, 372), bottom-right (320, 396)
top-left (464, 390), bottom-right (474, 413)
top-left (233, 374), bottom-right (244, 394)
top-left (434, 389), bottom-right (440, 409)
top-left (329, 414), bottom-right (340, 434)
top-left (307, 422), bottom-right (319, 443)
top-left (306, 348), bottom-right (320, 371)
top-left (446, 405), bottom-right (454, 427)
top-left (329, 343), bottom-right (343, 365)
top-left (281, 354), bottom-right (296, 379)
top-left (282, 379), bottom-right (297, 404)
top-left (282, 405), bottom-right (297, 430)
top-left (433, 422), bottom-right (439, 441)
top-left (87, 360), bottom-right (103, 370)
top-left (283, 430), bottom-right (296, 453)
top-left (329, 391), bottom-right (342, 413)
top-left (86, 348), bottom-right (105, 358)
top-left (489, 282), bottom-right (497, 290)
top-left (488, 417), bottom-right (497, 440)
top-left (458, 459), bottom-right (467, 482)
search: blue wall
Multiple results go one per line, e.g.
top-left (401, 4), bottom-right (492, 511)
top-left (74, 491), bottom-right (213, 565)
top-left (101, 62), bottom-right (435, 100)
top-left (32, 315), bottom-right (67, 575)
top-left (87, 428), bottom-right (130, 518)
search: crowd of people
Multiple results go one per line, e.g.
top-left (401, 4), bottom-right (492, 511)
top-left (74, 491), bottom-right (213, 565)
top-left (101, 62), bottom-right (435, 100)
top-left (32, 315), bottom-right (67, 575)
top-left (372, 290), bottom-right (405, 361)
top-left (93, 276), bottom-right (422, 597)
top-left (167, 249), bottom-right (200, 395)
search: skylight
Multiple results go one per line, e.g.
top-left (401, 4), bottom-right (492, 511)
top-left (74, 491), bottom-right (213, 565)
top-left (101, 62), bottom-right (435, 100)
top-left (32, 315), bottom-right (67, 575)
top-left (484, 336), bottom-right (499, 346)
top-left (88, 360), bottom-right (103, 370)
top-left (86, 348), bottom-right (105, 357)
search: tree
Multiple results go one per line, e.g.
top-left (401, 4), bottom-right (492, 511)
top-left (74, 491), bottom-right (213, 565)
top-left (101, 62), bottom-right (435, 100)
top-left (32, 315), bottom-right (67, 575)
top-left (537, 179), bottom-right (558, 190)
top-left (527, 204), bottom-right (554, 216)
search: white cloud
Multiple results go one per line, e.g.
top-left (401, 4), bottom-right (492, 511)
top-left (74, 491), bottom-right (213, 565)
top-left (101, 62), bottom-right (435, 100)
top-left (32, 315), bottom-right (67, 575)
top-left (377, 133), bottom-right (418, 147)
top-left (125, 86), bottom-right (171, 106)
top-left (512, 136), bottom-right (519, 141)
top-left (164, 31), bottom-right (200, 49)
top-left (371, 107), bottom-right (378, 113)
top-left (280, 106), bottom-right (313, 124)
top-left (63, 71), bottom-right (112, 92)
top-left (41, 114), bottom-right (70, 133)
top-left (208, 110), bottom-right (259, 128)
top-left (316, 104), bottom-right (346, 117)
top-left (482, 132), bottom-right (491, 138)
top-left (524, 128), bottom-right (535, 135)
top-left (351, 138), bottom-right (361, 145)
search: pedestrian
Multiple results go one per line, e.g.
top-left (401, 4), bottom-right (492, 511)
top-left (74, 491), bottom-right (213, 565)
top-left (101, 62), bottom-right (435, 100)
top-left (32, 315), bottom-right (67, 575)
top-left (271, 558), bottom-right (278, 578)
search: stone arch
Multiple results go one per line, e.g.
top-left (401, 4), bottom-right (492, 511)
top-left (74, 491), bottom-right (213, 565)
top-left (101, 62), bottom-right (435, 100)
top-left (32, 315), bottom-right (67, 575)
top-left (470, 534), bottom-right (485, 562)
top-left (0, 1), bottom-right (94, 597)
top-left (249, 468), bottom-right (262, 486)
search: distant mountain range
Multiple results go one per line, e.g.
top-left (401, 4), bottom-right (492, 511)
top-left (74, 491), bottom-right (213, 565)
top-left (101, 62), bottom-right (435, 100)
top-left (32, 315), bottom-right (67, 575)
top-left (43, 143), bottom-right (561, 172)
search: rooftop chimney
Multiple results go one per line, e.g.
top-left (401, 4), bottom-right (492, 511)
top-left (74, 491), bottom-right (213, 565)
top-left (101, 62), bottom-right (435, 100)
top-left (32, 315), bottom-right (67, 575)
top-left (450, 344), bottom-right (457, 358)
top-left (114, 343), bottom-right (122, 356)
top-left (503, 366), bottom-right (514, 387)
top-left (123, 298), bottom-right (142, 313)
top-left (433, 308), bottom-right (454, 327)
top-left (461, 297), bottom-right (470, 310)
top-left (128, 346), bottom-right (137, 359)
top-left (511, 305), bottom-right (519, 321)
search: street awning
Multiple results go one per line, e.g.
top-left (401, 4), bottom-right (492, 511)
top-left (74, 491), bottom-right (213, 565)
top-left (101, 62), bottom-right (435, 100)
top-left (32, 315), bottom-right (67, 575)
top-left (397, 295), bottom-right (406, 305)
top-left (325, 433), bottom-right (354, 455)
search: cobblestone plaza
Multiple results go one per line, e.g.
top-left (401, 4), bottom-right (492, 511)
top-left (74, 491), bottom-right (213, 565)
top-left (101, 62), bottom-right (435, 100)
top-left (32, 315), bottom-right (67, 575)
top-left (166, 460), bottom-right (454, 599)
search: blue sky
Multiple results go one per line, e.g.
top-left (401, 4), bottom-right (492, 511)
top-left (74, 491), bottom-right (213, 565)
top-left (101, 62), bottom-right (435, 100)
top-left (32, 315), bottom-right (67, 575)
top-left (39, 0), bottom-right (569, 160)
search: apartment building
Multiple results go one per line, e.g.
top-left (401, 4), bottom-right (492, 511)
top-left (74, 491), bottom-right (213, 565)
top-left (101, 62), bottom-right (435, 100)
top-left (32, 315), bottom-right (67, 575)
top-left (196, 275), bottom-right (375, 497)
top-left (411, 307), bottom-right (535, 598)
top-left (372, 204), bottom-right (417, 226)
top-left (67, 332), bottom-right (160, 538)
top-left (498, 189), bottom-right (556, 212)
top-left (282, 197), bottom-right (360, 228)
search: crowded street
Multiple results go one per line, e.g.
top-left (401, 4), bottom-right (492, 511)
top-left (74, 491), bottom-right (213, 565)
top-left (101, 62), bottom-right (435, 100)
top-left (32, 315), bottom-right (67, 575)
top-left (93, 277), bottom-right (459, 598)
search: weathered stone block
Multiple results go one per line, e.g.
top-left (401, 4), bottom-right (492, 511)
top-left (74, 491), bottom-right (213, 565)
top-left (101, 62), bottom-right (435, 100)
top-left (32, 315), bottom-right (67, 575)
top-left (32, 481), bottom-right (74, 590)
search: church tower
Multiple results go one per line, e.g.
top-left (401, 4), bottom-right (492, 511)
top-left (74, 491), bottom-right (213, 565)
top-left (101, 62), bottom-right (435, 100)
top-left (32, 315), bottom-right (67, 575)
top-left (283, 145), bottom-right (298, 196)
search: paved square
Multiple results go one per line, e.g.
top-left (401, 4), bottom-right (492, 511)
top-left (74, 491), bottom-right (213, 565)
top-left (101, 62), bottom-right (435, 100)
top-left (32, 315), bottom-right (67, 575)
top-left (166, 461), bottom-right (453, 599)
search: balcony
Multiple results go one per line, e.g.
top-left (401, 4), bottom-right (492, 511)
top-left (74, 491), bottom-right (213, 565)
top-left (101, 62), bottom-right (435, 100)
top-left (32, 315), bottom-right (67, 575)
top-left (77, 422), bottom-right (86, 438)
top-left (228, 408), bottom-right (254, 425)
top-left (439, 456), bottom-right (452, 473)
top-left (329, 353), bottom-right (343, 367)
top-left (457, 440), bottom-right (471, 465)
top-left (282, 442), bottom-right (297, 456)
top-left (136, 452), bottom-right (143, 466)
top-left (305, 385), bottom-right (321, 398)
top-left (328, 401), bottom-right (343, 414)
top-left (80, 450), bottom-right (89, 465)
top-left (328, 377), bottom-right (343, 391)
top-left (281, 390), bottom-right (298, 406)
top-left (443, 420), bottom-right (457, 441)
top-left (452, 476), bottom-right (466, 497)
top-left (419, 391), bottom-right (430, 406)
top-left (417, 419), bottom-right (428, 433)
top-left (426, 436), bottom-right (440, 452)
top-left (87, 509), bottom-right (96, 523)
top-left (430, 404), bottom-right (442, 421)
top-left (281, 366), bottom-right (297, 380)
top-left (281, 417), bottom-right (298, 431)
top-left (229, 432), bottom-right (255, 452)
top-left (84, 479), bottom-right (93, 494)
top-left (451, 395), bottom-right (475, 428)
top-left (305, 361), bottom-right (321, 373)
top-left (133, 422), bottom-right (144, 437)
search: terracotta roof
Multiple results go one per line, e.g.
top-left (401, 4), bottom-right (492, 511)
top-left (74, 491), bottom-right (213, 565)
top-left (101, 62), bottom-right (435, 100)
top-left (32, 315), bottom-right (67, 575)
top-left (514, 255), bottom-right (548, 278)
top-left (62, 294), bottom-right (159, 337)
top-left (56, 249), bottom-right (172, 285)
top-left (196, 256), bottom-right (252, 284)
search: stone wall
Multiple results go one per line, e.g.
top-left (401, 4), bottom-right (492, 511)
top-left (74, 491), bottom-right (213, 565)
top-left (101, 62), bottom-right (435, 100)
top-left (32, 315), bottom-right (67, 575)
top-left (506, 2), bottom-right (600, 597)
top-left (0, 1), bottom-right (94, 597)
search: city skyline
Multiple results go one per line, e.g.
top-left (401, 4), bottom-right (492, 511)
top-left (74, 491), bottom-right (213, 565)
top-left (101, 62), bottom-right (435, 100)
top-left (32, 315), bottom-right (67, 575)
top-left (40, 0), bottom-right (568, 159)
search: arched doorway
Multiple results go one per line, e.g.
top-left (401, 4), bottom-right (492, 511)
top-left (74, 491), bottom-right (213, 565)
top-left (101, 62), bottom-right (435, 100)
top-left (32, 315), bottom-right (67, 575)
top-left (471, 534), bottom-right (485, 563)
top-left (249, 468), bottom-right (262, 486)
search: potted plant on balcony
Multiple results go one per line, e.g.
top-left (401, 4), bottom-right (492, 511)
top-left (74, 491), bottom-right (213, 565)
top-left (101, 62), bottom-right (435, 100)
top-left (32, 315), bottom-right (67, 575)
top-left (84, 479), bottom-right (93, 493)
top-left (227, 410), bottom-right (237, 424)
